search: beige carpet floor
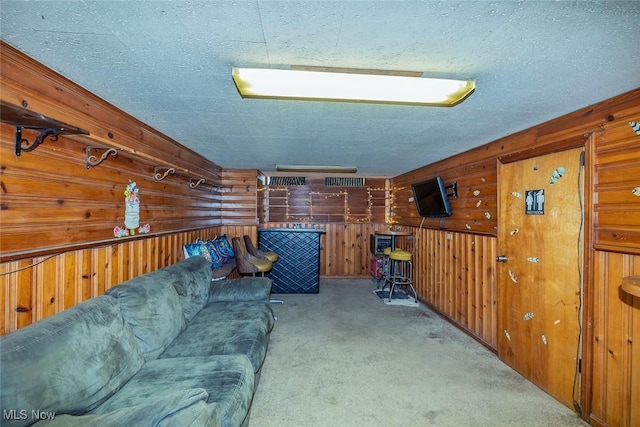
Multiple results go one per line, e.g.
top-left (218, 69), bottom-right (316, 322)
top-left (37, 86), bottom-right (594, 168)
top-left (249, 278), bottom-right (588, 427)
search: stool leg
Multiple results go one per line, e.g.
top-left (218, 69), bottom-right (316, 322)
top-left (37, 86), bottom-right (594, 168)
top-left (386, 258), bottom-right (418, 303)
top-left (379, 254), bottom-right (390, 290)
top-left (387, 259), bottom-right (398, 302)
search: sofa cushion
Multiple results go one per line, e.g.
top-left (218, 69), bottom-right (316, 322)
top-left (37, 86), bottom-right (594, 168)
top-left (208, 277), bottom-right (272, 302)
top-left (106, 276), bottom-right (186, 360)
top-left (167, 256), bottom-right (212, 322)
top-left (34, 389), bottom-right (219, 427)
top-left (0, 296), bottom-right (144, 427)
top-left (161, 314), bottom-right (269, 373)
top-left (92, 355), bottom-right (254, 427)
top-left (201, 300), bottom-right (276, 334)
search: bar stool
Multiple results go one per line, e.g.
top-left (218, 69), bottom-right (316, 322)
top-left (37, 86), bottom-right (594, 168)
top-left (244, 235), bottom-right (278, 263)
top-left (243, 235), bottom-right (284, 305)
top-left (386, 249), bottom-right (417, 303)
top-left (232, 237), bottom-right (272, 277)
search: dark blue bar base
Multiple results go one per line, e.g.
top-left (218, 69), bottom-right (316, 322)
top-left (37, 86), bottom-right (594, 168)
top-left (258, 228), bottom-right (325, 294)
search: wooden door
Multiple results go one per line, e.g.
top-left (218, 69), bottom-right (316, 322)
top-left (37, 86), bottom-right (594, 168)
top-left (498, 147), bottom-right (584, 409)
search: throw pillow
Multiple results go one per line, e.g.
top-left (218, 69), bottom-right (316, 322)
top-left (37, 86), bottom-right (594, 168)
top-left (194, 239), bottom-right (214, 266)
top-left (207, 238), bottom-right (230, 264)
top-left (203, 240), bottom-right (223, 269)
top-left (183, 242), bottom-right (203, 258)
top-left (218, 234), bottom-right (235, 258)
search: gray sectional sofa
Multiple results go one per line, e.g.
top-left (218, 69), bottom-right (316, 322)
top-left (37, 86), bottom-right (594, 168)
top-left (0, 256), bottom-right (274, 427)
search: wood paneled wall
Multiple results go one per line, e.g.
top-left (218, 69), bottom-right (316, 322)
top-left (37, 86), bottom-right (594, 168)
top-left (593, 120), bottom-right (640, 254)
top-left (0, 43), bottom-right (259, 333)
top-left (390, 89), bottom-right (640, 243)
top-left (392, 159), bottom-right (498, 234)
top-left (0, 42), bottom-right (227, 261)
top-left (261, 177), bottom-right (388, 223)
top-left (590, 251), bottom-right (640, 427)
top-left (391, 88), bottom-right (640, 425)
top-left (411, 228), bottom-right (498, 348)
top-left (221, 170), bottom-right (259, 226)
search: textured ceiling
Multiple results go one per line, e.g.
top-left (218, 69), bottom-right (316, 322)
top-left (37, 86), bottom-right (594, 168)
top-left (1, 1), bottom-right (639, 177)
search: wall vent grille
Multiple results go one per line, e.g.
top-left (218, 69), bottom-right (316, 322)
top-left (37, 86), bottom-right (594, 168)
top-left (325, 177), bottom-right (365, 187)
top-left (268, 176), bottom-right (306, 186)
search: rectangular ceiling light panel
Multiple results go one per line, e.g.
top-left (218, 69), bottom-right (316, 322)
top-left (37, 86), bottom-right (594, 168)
top-left (232, 68), bottom-right (475, 106)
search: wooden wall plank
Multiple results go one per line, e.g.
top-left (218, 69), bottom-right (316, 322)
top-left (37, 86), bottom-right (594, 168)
top-left (591, 251), bottom-right (640, 427)
top-left (391, 159), bottom-right (498, 234)
top-left (594, 119), bottom-right (640, 254)
top-left (405, 228), bottom-right (497, 348)
top-left (263, 177), bottom-right (388, 224)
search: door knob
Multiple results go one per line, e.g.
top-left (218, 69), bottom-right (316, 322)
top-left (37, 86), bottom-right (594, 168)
top-left (496, 255), bottom-right (508, 263)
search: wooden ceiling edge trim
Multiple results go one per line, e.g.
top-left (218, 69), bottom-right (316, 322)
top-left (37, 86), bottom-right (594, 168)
top-left (497, 134), bottom-right (589, 164)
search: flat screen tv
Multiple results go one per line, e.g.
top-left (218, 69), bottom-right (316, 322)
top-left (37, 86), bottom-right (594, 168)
top-left (411, 176), bottom-right (452, 217)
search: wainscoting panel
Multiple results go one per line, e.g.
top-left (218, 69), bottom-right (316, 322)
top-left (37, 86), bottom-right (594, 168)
top-left (590, 251), bottom-right (640, 427)
top-left (411, 228), bottom-right (498, 349)
top-left (0, 227), bottom-right (221, 335)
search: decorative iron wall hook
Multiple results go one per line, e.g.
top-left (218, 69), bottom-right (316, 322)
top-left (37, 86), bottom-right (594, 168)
top-left (154, 167), bottom-right (175, 181)
top-left (189, 178), bottom-right (206, 189)
top-left (86, 146), bottom-right (119, 168)
top-left (15, 126), bottom-right (59, 156)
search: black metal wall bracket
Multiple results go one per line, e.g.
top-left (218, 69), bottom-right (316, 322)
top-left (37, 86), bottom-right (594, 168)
top-left (15, 126), bottom-right (59, 156)
top-left (15, 125), bottom-right (90, 156)
top-left (3, 101), bottom-right (90, 156)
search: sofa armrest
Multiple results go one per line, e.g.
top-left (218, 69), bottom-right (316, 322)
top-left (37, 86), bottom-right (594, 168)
top-left (208, 277), bottom-right (272, 302)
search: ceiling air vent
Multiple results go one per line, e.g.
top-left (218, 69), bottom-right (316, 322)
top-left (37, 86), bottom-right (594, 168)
top-left (268, 176), bottom-right (306, 186)
top-left (325, 177), bottom-right (365, 187)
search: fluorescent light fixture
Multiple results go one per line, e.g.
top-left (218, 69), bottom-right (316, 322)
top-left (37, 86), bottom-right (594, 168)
top-left (232, 67), bottom-right (474, 106)
top-left (276, 164), bottom-right (358, 174)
